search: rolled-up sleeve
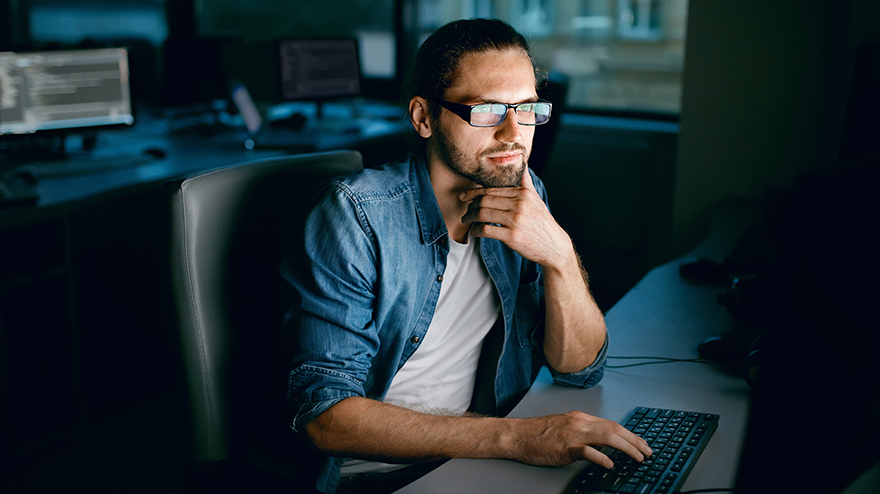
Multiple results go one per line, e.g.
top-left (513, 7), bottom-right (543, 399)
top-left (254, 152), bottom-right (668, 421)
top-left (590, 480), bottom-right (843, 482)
top-left (281, 183), bottom-right (379, 431)
top-left (548, 333), bottom-right (608, 388)
top-left (287, 366), bottom-right (363, 432)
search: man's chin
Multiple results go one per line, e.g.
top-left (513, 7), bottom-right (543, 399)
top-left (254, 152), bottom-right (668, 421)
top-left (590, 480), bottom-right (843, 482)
top-left (480, 162), bottom-right (526, 188)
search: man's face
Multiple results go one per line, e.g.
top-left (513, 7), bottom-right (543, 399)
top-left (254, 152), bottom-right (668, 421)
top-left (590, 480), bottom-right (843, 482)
top-left (430, 49), bottom-right (538, 188)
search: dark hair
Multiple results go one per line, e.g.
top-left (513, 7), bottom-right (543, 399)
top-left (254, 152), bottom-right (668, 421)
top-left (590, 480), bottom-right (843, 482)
top-left (403, 18), bottom-right (536, 121)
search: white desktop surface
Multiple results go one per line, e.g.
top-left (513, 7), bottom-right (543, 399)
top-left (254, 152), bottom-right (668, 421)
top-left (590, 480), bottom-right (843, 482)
top-left (395, 206), bottom-right (758, 494)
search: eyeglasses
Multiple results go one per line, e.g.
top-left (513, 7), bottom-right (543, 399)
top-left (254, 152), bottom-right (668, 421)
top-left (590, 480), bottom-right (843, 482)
top-left (434, 99), bottom-right (553, 127)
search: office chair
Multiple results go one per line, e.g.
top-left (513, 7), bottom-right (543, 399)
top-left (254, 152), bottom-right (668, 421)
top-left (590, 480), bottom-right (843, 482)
top-left (165, 150), bottom-right (363, 492)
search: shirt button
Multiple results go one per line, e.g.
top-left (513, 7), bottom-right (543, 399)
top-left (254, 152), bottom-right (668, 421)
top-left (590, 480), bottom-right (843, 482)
top-left (437, 274), bottom-right (444, 282)
top-left (411, 335), bottom-right (420, 344)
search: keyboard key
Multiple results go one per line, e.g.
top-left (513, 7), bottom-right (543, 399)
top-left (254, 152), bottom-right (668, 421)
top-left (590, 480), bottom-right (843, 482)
top-left (635, 482), bottom-right (654, 494)
top-left (604, 475), bottom-right (628, 492)
top-left (619, 483), bottom-right (638, 494)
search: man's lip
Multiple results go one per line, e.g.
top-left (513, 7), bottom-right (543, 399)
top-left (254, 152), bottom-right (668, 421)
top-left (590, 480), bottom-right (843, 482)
top-left (486, 152), bottom-right (522, 161)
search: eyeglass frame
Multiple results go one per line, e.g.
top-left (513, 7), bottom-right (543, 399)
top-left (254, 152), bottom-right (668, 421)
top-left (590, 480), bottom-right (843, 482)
top-left (432, 99), bottom-right (553, 127)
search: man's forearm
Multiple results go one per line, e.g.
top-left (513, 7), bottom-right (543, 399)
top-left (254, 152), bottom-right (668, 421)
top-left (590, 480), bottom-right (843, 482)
top-left (304, 396), bottom-right (512, 463)
top-left (541, 246), bottom-right (607, 374)
top-left (305, 396), bottom-right (651, 469)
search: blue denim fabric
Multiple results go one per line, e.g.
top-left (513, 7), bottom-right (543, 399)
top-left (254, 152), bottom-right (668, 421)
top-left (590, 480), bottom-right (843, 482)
top-left (281, 153), bottom-right (607, 493)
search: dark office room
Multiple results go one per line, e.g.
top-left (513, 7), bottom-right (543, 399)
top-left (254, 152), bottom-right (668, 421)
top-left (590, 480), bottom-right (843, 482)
top-left (2, 1), bottom-right (879, 493)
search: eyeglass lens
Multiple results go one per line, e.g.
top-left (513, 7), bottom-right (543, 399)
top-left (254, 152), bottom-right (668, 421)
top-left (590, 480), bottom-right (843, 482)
top-left (470, 102), bottom-right (551, 127)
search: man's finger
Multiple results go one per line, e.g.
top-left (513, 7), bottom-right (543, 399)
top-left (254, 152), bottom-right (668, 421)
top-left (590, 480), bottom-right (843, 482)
top-left (579, 446), bottom-right (614, 469)
top-left (459, 186), bottom-right (519, 202)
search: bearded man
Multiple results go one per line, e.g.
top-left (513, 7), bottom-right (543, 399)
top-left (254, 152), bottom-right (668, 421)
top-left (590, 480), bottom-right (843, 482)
top-left (281, 18), bottom-right (651, 494)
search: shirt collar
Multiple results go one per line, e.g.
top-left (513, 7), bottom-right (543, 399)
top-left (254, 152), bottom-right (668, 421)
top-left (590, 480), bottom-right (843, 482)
top-left (408, 152), bottom-right (448, 246)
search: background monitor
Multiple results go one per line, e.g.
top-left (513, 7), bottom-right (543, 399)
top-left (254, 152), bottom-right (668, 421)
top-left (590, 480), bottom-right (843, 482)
top-left (0, 47), bottom-right (134, 137)
top-left (278, 38), bottom-right (361, 102)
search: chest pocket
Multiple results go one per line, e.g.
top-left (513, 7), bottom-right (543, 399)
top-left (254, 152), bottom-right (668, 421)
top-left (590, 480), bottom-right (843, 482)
top-left (514, 274), bottom-right (543, 348)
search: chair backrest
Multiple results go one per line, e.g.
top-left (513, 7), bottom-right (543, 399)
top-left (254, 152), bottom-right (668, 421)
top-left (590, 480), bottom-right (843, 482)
top-left (165, 150), bottom-right (363, 466)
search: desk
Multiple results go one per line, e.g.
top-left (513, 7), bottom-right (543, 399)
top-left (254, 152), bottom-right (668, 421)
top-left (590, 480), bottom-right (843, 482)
top-left (0, 107), bottom-right (409, 461)
top-left (3, 105), bottom-right (409, 210)
top-left (395, 206), bottom-right (759, 494)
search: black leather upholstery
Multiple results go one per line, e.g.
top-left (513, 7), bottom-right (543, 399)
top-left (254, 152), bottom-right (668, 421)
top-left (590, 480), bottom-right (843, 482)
top-left (165, 150), bottom-right (363, 489)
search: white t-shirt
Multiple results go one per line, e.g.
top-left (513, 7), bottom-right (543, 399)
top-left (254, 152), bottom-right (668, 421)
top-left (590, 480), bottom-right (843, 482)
top-left (384, 235), bottom-right (501, 414)
top-left (341, 235), bottom-right (501, 476)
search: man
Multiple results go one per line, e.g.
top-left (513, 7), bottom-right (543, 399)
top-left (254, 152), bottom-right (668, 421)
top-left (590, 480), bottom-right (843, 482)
top-left (281, 19), bottom-right (651, 494)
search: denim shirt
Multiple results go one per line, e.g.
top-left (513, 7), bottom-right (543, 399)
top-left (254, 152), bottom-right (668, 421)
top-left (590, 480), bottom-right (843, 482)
top-left (281, 153), bottom-right (607, 493)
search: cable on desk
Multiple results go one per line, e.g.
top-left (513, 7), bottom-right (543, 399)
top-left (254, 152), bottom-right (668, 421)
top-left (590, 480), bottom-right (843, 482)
top-left (606, 356), bottom-right (719, 369)
top-left (677, 489), bottom-right (735, 493)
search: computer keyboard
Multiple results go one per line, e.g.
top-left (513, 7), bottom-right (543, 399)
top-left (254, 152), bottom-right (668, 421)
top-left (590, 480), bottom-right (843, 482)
top-left (565, 406), bottom-right (718, 494)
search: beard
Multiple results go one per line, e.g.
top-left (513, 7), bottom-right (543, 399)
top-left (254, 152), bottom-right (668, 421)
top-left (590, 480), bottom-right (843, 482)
top-left (433, 120), bottom-right (528, 188)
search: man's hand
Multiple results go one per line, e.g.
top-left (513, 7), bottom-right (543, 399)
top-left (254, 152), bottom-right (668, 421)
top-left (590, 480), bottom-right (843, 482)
top-left (459, 169), bottom-right (574, 270)
top-left (461, 168), bottom-right (605, 374)
top-left (505, 411), bottom-right (652, 469)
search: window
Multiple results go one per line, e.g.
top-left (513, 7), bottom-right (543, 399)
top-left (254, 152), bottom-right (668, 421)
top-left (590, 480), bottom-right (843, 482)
top-left (196, 0), bottom-right (396, 79)
top-left (28, 0), bottom-right (167, 47)
top-left (413, 0), bottom-right (688, 115)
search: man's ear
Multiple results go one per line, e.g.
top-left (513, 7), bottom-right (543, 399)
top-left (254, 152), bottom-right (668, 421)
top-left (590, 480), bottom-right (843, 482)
top-left (409, 96), bottom-right (433, 139)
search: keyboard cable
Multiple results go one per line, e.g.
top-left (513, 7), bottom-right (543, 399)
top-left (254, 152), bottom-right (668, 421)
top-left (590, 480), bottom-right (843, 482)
top-left (678, 489), bottom-right (736, 493)
top-left (606, 356), bottom-right (720, 369)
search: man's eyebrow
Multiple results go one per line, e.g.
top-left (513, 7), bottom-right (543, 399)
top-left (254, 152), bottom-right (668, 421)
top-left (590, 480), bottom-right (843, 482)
top-left (460, 96), bottom-right (541, 105)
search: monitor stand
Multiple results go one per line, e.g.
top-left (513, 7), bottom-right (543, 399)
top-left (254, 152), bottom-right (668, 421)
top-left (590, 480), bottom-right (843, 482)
top-left (305, 100), bottom-right (366, 136)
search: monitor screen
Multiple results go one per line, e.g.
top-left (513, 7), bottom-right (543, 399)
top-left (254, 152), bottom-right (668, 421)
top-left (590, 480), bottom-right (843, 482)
top-left (278, 38), bottom-right (361, 101)
top-left (0, 47), bottom-right (134, 136)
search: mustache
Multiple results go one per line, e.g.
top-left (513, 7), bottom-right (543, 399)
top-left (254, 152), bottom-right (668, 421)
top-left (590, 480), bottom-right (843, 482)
top-left (480, 144), bottom-right (528, 158)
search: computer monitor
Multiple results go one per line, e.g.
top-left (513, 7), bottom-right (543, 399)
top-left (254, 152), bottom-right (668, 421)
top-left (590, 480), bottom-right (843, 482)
top-left (838, 43), bottom-right (880, 165)
top-left (731, 161), bottom-right (880, 492)
top-left (0, 47), bottom-right (135, 137)
top-left (277, 38), bottom-right (361, 103)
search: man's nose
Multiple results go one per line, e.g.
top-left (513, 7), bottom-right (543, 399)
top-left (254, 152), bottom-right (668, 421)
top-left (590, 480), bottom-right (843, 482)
top-left (494, 109), bottom-right (524, 144)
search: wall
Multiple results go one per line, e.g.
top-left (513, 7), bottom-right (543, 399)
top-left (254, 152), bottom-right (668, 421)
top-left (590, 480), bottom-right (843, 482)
top-left (541, 115), bottom-right (679, 309)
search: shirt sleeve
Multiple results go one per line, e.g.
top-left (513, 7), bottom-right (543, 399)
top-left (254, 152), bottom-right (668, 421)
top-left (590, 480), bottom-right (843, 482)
top-left (281, 183), bottom-right (379, 432)
top-left (548, 333), bottom-right (608, 388)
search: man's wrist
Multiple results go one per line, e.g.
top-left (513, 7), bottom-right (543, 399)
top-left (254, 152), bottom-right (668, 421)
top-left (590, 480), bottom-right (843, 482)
top-left (541, 240), bottom-right (582, 280)
top-left (473, 416), bottom-right (519, 460)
